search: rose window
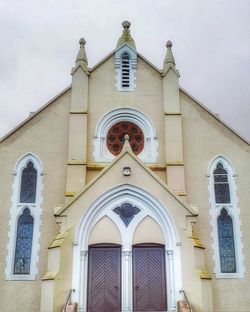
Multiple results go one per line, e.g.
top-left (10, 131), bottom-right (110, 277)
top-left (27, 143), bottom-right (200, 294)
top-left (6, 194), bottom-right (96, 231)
top-left (106, 121), bottom-right (144, 156)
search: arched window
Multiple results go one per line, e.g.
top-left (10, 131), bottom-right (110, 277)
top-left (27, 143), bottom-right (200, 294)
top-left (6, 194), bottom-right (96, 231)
top-left (121, 52), bottom-right (130, 88)
top-left (115, 45), bottom-right (137, 91)
top-left (207, 156), bottom-right (244, 278)
top-left (20, 161), bottom-right (37, 203)
top-left (14, 208), bottom-right (34, 274)
top-left (107, 121), bottom-right (144, 156)
top-left (93, 108), bottom-right (158, 163)
top-left (5, 154), bottom-right (43, 280)
top-left (213, 163), bottom-right (230, 203)
top-left (217, 209), bottom-right (236, 273)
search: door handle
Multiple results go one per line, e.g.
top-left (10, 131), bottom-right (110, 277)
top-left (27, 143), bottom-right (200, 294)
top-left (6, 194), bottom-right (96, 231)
top-left (114, 286), bottom-right (119, 290)
top-left (135, 285), bottom-right (139, 290)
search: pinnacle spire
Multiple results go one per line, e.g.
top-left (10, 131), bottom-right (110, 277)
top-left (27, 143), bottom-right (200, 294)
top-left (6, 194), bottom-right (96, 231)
top-left (76, 38), bottom-right (88, 65)
top-left (116, 21), bottom-right (136, 50)
top-left (163, 40), bottom-right (180, 77)
top-left (164, 40), bottom-right (175, 65)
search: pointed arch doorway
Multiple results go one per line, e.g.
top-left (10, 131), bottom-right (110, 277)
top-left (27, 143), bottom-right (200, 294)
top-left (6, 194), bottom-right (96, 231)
top-left (87, 243), bottom-right (167, 312)
top-left (73, 184), bottom-right (182, 312)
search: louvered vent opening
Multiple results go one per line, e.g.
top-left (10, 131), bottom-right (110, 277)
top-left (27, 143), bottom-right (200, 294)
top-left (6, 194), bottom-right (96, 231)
top-left (121, 52), bottom-right (130, 88)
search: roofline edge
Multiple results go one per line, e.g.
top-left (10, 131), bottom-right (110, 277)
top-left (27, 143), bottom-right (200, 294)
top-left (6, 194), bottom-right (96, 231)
top-left (0, 86), bottom-right (71, 143)
top-left (180, 87), bottom-right (250, 145)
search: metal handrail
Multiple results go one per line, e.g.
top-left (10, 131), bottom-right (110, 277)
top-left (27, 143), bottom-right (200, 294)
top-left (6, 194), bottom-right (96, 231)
top-left (180, 289), bottom-right (193, 312)
top-left (63, 289), bottom-right (75, 312)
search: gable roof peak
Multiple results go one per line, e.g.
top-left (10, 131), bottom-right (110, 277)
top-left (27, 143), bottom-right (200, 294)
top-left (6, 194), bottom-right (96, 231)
top-left (116, 20), bottom-right (136, 50)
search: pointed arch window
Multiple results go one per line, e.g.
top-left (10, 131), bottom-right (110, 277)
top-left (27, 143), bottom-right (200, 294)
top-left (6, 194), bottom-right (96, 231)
top-left (213, 163), bottom-right (230, 203)
top-left (20, 161), bottom-right (37, 203)
top-left (208, 156), bottom-right (244, 278)
top-left (93, 108), bottom-right (158, 163)
top-left (217, 209), bottom-right (236, 273)
top-left (5, 154), bottom-right (43, 280)
top-left (14, 208), bottom-right (34, 274)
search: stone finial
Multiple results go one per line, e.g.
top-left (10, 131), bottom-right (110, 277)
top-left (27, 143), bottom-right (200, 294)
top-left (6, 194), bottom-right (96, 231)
top-left (79, 37), bottom-right (86, 46)
top-left (76, 37), bottom-right (87, 63)
top-left (72, 37), bottom-right (88, 74)
top-left (166, 40), bottom-right (172, 48)
top-left (116, 21), bottom-right (136, 50)
top-left (122, 134), bottom-right (132, 153)
top-left (122, 21), bottom-right (131, 30)
top-left (162, 40), bottom-right (180, 77)
top-left (124, 134), bottom-right (130, 141)
top-left (164, 39), bottom-right (175, 65)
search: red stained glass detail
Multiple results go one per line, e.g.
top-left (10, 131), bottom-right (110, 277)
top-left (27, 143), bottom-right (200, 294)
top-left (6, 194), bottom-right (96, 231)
top-left (107, 121), bottom-right (144, 156)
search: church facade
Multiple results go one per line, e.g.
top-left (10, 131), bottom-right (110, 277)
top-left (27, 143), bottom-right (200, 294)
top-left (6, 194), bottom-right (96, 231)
top-left (0, 21), bottom-right (249, 312)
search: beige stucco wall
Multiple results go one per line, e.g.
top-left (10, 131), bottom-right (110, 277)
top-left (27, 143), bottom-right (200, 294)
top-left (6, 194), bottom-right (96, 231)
top-left (89, 216), bottom-right (122, 245)
top-left (87, 55), bottom-right (165, 164)
top-left (0, 90), bottom-right (71, 311)
top-left (133, 216), bottom-right (165, 245)
top-left (181, 91), bottom-right (250, 311)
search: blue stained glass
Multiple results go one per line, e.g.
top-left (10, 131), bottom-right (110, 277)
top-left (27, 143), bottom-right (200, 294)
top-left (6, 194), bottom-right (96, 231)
top-left (20, 161), bottom-right (37, 203)
top-left (217, 209), bottom-right (236, 273)
top-left (214, 163), bottom-right (231, 203)
top-left (14, 208), bottom-right (34, 274)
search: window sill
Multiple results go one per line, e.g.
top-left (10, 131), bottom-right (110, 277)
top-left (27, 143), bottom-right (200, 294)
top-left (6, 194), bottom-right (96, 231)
top-left (5, 274), bottom-right (36, 281)
top-left (215, 272), bottom-right (244, 279)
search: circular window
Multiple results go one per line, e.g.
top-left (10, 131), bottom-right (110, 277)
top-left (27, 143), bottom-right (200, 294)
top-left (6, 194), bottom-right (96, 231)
top-left (106, 121), bottom-right (144, 156)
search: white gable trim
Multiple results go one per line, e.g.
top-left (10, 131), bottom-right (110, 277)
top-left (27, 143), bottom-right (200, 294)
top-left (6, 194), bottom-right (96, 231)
top-left (93, 108), bottom-right (158, 163)
top-left (207, 155), bottom-right (244, 278)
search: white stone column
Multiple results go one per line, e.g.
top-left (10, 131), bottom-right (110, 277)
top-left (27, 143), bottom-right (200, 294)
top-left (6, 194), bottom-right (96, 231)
top-left (100, 136), bottom-right (105, 157)
top-left (146, 137), bottom-right (151, 158)
top-left (78, 250), bottom-right (88, 312)
top-left (122, 250), bottom-right (133, 312)
top-left (166, 249), bottom-right (176, 311)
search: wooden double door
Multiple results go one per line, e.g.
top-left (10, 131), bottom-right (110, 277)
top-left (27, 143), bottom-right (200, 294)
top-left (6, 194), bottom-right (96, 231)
top-left (87, 244), bottom-right (167, 312)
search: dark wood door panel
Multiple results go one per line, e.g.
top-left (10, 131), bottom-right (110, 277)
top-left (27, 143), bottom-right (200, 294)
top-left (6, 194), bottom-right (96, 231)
top-left (133, 245), bottom-right (167, 311)
top-left (87, 246), bottom-right (121, 312)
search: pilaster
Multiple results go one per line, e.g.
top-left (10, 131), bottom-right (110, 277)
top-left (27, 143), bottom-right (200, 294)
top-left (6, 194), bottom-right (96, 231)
top-left (163, 41), bottom-right (186, 198)
top-left (166, 249), bottom-right (177, 311)
top-left (78, 250), bottom-right (88, 312)
top-left (122, 250), bottom-right (133, 312)
top-left (66, 38), bottom-right (89, 195)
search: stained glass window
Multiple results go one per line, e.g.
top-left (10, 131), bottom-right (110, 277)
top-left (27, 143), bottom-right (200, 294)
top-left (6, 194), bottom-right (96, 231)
top-left (217, 209), bottom-right (236, 273)
top-left (20, 161), bottom-right (37, 203)
top-left (213, 163), bottom-right (231, 203)
top-left (107, 121), bottom-right (144, 156)
top-left (14, 208), bottom-right (34, 274)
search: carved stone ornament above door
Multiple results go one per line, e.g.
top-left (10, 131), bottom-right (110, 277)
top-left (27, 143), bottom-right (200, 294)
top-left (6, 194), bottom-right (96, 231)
top-left (113, 203), bottom-right (141, 227)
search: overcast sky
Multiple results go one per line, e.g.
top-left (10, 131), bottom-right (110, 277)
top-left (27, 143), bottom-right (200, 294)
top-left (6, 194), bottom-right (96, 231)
top-left (0, 0), bottom-right (249, 141)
